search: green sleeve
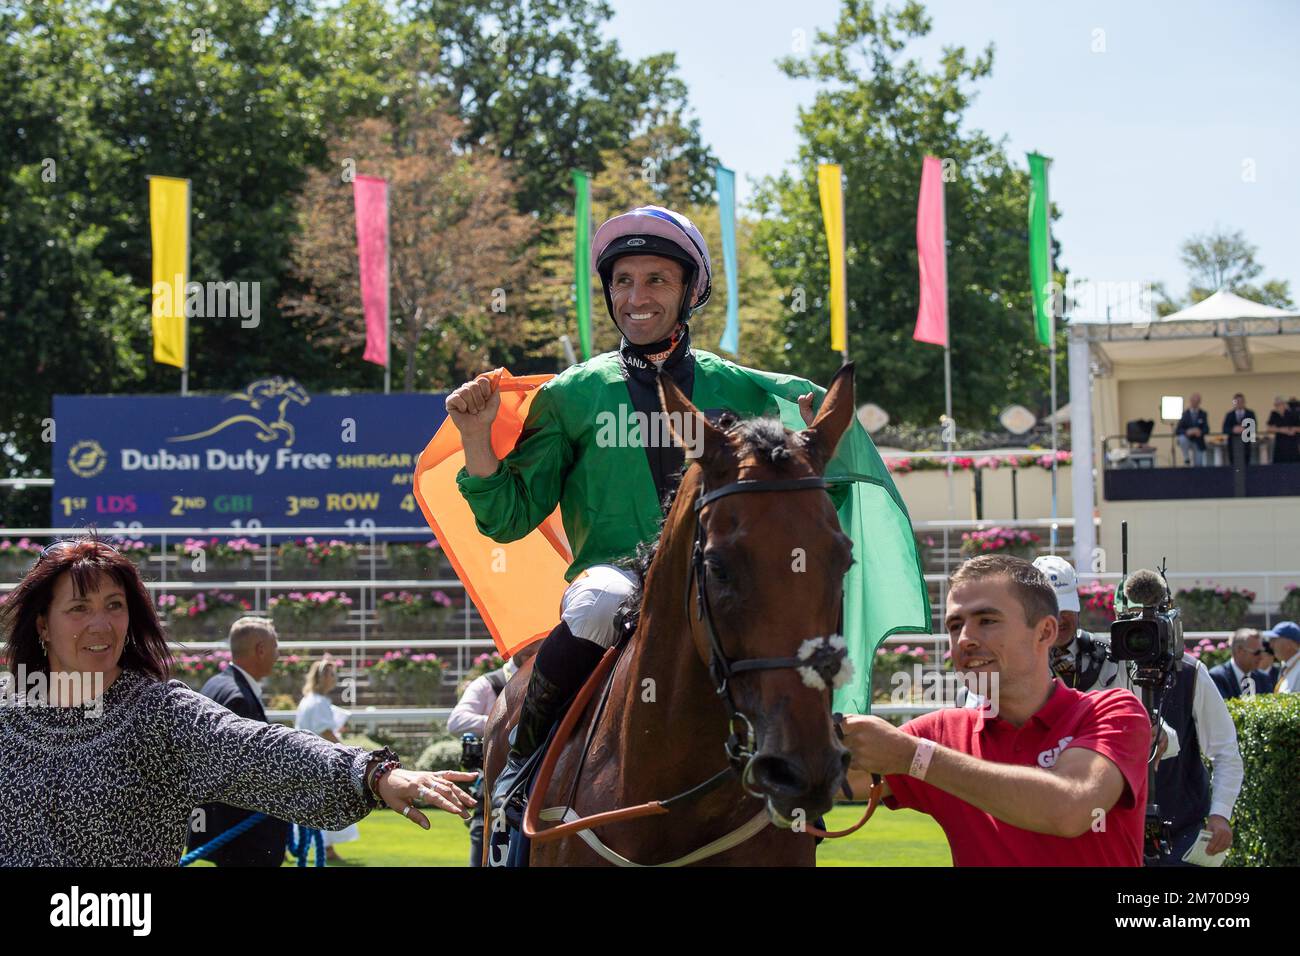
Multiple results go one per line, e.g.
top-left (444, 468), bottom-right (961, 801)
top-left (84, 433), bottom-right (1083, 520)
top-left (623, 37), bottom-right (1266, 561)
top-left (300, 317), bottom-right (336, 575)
top-left (455, 383), bottom-right (574, 543)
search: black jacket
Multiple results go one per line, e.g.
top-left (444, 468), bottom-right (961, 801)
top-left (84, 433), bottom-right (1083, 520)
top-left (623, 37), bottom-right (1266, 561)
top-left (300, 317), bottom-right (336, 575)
top-left (1221, 408), bottom-right (1258, 464)
top-left (1207, 661), bottom-right (1273, 699)
top-left (186, 667), bottom-right (292, 866)
top-left (1175, 407), bottom-right (1209, 449)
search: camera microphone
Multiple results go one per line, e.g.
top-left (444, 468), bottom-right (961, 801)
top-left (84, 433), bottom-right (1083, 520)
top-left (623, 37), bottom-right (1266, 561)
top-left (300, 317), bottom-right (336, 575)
top-left (1124, 569), bottom-right (1168, 608)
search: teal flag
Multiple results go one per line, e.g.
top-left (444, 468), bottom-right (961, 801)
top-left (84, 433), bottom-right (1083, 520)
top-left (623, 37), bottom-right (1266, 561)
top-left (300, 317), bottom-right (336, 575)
top-left (1027, 153), bottom-right (1053, 347)
top-left (716, 165), bottom-right (740, 355)
top-left (573, 170), bottom-right (592, 360)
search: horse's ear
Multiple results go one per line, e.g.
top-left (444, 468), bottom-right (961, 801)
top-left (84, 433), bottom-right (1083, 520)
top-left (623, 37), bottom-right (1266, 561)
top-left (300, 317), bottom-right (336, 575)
top-left (657, 374), bottom-right (729, 465)
top-left (798, 363), bottom-right (856, 474)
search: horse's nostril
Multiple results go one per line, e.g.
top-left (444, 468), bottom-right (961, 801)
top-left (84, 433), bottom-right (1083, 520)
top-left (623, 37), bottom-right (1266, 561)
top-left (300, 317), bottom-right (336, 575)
top-left (750, 755), bottom-right (810, 797)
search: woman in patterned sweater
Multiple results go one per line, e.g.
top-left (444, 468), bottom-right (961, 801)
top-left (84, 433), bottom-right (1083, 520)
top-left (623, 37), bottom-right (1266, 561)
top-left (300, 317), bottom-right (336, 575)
top-left (0, 537), bottom-right (476, 866)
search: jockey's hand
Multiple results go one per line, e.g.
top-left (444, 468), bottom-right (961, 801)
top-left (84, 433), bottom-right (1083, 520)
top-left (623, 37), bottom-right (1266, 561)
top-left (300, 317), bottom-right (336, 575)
top-left (378, 768), bottom-right (479, 829)
top-left (446, 375), bottom-right (501, 438)
top-left (798, 392), bottom-right (816, 427)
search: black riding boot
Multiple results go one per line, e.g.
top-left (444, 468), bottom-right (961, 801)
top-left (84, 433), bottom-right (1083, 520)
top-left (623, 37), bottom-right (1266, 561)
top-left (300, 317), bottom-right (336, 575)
top-left (491, 621), bottom-right (605, 821)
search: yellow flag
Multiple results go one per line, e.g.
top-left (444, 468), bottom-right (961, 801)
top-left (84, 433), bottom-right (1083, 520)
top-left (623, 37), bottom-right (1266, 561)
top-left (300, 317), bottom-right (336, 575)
top-left (149, 176), bottom-right (190, 368)
top-left (817, 163), bottom-right (848, 353)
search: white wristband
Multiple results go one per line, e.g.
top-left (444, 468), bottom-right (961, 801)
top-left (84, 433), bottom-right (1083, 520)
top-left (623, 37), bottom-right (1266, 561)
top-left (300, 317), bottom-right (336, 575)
top-left (909, 738), bottom-right (937, 780)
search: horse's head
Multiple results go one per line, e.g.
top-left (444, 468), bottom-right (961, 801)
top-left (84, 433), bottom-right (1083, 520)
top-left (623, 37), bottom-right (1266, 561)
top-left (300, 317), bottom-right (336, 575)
top-left (276, 378), bottom-right (310, 405)
top-left (657, 366), bottom-right (858, 825)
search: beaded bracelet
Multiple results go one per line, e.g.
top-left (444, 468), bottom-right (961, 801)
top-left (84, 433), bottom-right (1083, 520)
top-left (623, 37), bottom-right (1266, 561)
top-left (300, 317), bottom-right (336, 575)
top-left (364, 746), bottom-right (401, 799)
top-left (369, 759), bottom-right (400, 797)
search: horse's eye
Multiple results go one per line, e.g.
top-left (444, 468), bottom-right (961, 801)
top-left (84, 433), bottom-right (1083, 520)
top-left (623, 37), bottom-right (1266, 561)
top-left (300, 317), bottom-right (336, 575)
top-left (704, 554), bottom-right (729, 581)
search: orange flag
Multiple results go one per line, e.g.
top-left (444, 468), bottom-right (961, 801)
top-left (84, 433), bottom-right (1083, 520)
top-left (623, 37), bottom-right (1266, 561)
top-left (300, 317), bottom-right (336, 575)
top-left (413, 369), bottom-right (572, 658)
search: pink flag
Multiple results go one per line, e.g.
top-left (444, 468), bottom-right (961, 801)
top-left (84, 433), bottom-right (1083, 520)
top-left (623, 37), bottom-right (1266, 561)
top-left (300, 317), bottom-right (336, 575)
top-left (353, 175), bottom-right (389, 366)
top-left (913, 156), bottom-right (948, 347)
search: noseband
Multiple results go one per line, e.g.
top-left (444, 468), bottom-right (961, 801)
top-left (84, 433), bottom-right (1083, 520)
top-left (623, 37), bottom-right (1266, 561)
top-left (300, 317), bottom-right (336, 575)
top-left (689, 476), bottom-right (852, 780)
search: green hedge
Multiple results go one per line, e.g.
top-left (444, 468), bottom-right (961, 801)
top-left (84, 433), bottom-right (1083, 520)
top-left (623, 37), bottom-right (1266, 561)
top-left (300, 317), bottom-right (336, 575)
top-left (1225, 693), bottom-right (1300, 866)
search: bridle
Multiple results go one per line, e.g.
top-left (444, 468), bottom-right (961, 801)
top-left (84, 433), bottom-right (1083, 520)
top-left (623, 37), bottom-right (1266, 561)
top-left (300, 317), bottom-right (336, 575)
top-left (689, 475), bottom-right (851, 784)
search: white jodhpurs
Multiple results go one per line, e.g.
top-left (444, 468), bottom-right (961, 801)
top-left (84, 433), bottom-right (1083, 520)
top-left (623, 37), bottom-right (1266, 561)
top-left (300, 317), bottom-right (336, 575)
top-left (560, 564), bottom-right (638, 649)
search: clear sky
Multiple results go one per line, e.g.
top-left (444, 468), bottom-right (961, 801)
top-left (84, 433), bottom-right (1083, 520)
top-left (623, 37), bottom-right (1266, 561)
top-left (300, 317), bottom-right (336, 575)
top-left (604, 0), bottom-right (1300, 300)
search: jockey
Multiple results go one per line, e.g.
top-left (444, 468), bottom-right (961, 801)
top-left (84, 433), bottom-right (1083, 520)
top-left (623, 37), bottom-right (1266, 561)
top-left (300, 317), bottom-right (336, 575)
top-left (446, 205), bottom-right (842, 815)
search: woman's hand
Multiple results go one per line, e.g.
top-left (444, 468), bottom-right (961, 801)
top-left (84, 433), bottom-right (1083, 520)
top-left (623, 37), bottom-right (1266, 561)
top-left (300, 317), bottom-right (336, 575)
top-left (377, 768), bottom-right (479, 829)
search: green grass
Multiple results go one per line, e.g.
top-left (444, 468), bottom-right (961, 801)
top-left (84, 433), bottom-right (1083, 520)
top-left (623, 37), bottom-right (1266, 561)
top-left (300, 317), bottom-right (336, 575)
top-left (251, 805), bottom-right (951, 867)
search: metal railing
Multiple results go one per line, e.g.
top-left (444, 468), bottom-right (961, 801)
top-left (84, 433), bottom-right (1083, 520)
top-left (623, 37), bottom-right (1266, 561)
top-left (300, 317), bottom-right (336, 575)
top-left (1102, 430), bottom-right (1282, 469)
top-left (6, 522), bottom-right (1296, 706)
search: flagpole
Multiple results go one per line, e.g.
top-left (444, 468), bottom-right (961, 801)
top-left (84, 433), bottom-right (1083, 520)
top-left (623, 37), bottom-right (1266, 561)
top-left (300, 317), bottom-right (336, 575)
top-left (840, 166), bottom-right (849, 366)
top-left (182, 178), bottom-right (191, 397)
top-left (942, 168), bottom-right (953, 519)
top-left (383, 182), bottom-right (391, 395)
top-left (1045, 159), bottom-right (1058, 552)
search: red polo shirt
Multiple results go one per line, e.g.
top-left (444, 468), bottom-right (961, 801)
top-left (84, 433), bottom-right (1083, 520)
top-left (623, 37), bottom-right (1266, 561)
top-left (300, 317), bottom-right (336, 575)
top-left (884, 680), bottom-right (1149, 866)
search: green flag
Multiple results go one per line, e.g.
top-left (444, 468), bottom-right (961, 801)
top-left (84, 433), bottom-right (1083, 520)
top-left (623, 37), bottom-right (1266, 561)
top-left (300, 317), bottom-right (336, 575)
top-left (1027, 153), bottom-right (1054, 348)
top-left (572, 170), bottom-right (592, 360)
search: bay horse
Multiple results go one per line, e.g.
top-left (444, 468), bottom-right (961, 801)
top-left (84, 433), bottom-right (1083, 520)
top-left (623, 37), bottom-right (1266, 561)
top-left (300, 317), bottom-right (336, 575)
top-left (482, 365), bottom-right (860, 866)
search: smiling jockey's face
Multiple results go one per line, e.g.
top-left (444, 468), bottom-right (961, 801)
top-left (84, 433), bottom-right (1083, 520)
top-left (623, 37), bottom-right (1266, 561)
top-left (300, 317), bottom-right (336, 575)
top-left (609, 254), bottom-right (687, 346)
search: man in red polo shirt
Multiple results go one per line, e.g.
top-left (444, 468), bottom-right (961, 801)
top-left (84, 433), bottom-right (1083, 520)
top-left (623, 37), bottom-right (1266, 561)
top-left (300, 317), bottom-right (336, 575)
top-left (841, 554), bottom-right (1151, 866)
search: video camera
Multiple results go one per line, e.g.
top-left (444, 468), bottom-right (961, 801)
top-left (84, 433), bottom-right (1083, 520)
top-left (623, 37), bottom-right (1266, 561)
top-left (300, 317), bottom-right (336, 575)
top-left (1109, 568), bottom-right (1183, 683)
top-left (1108, 521), bottom-right (1184, 864)
top-left (460, 733), bottom-right (484, 772)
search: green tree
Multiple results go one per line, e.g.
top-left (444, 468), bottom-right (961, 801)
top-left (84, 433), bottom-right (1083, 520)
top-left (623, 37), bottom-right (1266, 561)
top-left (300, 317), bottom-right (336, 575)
top-left (751, 0), bottom-right (1062, 427)
top-left (92, 0), bottom-right (429, 394)
top-left (1178, 227), bottom-right (1293, 308)
top-left (284, 112), bottom-right (536, 392)
top-left (0, 0), bottom-right (143, 523)
top-left (410, 0), bottom-right (716, 217)
top-left (522, 151), bottom-right (787, 372)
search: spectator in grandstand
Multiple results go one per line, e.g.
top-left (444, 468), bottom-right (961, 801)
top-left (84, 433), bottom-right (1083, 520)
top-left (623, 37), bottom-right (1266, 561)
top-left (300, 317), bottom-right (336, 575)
top-left (1175, 393), bottom-right (1210, 467)
top-left (840, 555), bottom-right (1151, 866)
top-left (296, 658), bottom-right (360, 861)
top-left (1221, 393), bottom-right (1258, 466)
top-left (0, 537), bottom-right (477, 866)
top-left (1266, 396), bottom-right (1300, 463)
top-left (1208, 628), bottom-right (1274, 698)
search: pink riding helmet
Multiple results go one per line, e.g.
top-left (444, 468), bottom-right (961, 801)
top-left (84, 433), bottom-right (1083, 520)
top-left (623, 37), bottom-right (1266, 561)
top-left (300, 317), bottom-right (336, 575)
top-left (591, 205), bottom-right (712, 323)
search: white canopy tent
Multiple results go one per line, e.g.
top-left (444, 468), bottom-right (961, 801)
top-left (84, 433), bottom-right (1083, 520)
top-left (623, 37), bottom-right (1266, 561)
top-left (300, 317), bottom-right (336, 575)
top-left (1161, 289), bottom-right (1300, 323)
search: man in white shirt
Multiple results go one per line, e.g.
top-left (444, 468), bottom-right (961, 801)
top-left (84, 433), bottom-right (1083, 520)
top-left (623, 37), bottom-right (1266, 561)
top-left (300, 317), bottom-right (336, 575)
top-left (448, 658), bottom-right (519, 737)
top-left (1263, 622), bottom-right (1300, 693)
top-left (1150, 652), bottom-right (1245, 863)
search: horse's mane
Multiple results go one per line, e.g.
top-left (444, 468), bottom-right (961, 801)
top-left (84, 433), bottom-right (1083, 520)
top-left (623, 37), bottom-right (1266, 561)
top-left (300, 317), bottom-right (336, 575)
top-left (614, 413), bottom-right (802, 634)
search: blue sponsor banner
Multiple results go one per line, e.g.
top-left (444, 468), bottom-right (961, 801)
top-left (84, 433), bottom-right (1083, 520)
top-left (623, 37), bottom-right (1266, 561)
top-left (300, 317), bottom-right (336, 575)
top-left (52, 378), bottom-right (448, 540)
